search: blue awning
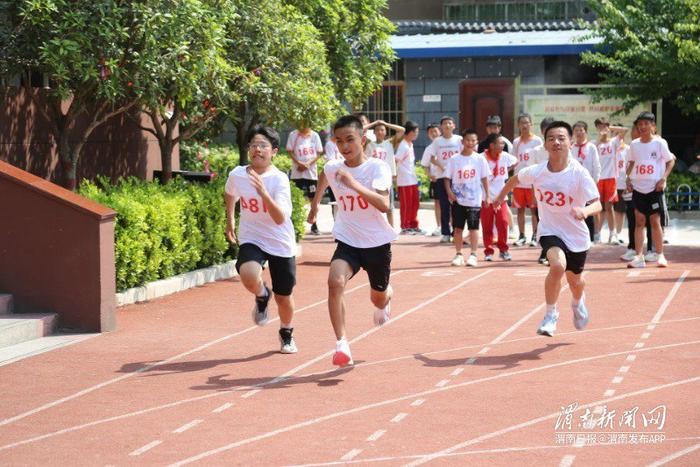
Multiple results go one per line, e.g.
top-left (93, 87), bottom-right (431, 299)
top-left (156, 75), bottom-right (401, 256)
top-left (391, 30), bottom-right (600, 58)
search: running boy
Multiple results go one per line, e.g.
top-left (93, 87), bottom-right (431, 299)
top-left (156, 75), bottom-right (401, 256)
top-left (625, 111), bottom-right (675, 268)
top-left (286, 126), bottom-right (323, 234)
top-left (572, 121), bottom-right (601, 242)
top-left (395, 121), bottom-right (423, 234)
top-left (512, 113), bottom-right (543, 247)
top-left (307, 115), bottom-right (397, 367)
top-left (594, 117), bottom-right (628, 244)
top-left (495, 121), bottom-right (602, 337)
top-left (225, 125), bottom-right (298, 353)
top-left (444, 129), bottom-right (489, 267)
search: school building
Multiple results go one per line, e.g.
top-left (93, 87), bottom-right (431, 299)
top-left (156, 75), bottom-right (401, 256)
top-left (365, 0), bottom-right (698, 161)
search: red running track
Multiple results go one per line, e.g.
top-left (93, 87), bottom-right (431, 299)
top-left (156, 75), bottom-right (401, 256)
top-left (0, 235), bottom-right (698, 466)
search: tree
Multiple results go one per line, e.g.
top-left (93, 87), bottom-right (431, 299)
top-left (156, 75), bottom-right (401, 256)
top-left (129, 0), bottom-right (249, 183)
top-left (284, 0), bottom-right (396, 110)
top-left (7, 0), bottom-right (144, 189)
top-left (581, 0), bottom-right (700, 115)
top-left (226, 0), bottom-right (341, 165)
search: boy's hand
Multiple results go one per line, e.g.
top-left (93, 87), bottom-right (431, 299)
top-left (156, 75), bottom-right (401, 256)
top-left (246, 167), bottom-right (267, 197)
top-left (307, 204), bottom-right (318, 224)
top-left (571, 206), bottom-right (587, 220)
top-left (447, 191), bottom-right (457, 203)
top-left (655, 177), bottom-right (666, 192)
top-left (225, 220), bottom-right (237, 244)
top-left (335, 168), bottom-right (357, 189)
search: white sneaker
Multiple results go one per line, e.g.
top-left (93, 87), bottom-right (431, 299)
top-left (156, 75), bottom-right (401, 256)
top-left (593, 233), bottom-right (601, 244)
top-left (466, 253), bottom-right (478, 267)
top-left (620, 249), bottom-right (636, 262)
top-left (440, 235), bottom-right (452, 243)
top-left (528, 238), bottom-right (538, 247)
top-left (657, 254), bottom-right (668, 268)
top-left (609, 233), bottom-right (618, 244)
top-left (627, 255), bottom-right (646, 268)
top-left (279, 328), bottom-right (298, 354)
top-left (431, 228), bottom-right (441, 236)
top-left (485, 254), bottom-right (493, 262)
top-left (451, 253), bottom-right (465, 267)
top-left (373, 303), bottom-right (391, 326)
top-left (537, 311), bottom-right (559, 337)
top-left (332, 339), bottom-right (353, 367)
top-left (644, 251), bottom-right (659, 262)
top-left (251, 285), bottom-right (271, 326)
top-left (514, 236), bottom-right (526, 247)
top-left (572, 294), bottom-right (589, 330)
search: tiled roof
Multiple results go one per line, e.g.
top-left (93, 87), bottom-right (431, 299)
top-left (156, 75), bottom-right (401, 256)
top-left (394, 20), bottom-right (589, 36)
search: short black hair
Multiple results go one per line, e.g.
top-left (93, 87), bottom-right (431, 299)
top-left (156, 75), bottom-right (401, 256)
top-left (540, 117), bottom-right (555, 133)
top-left (594, 117), bottom-right (610, 127)
top-left (246, 124), bottom-right (280, 149)
top-left (354, 112), bottom-right (369, 121)
top-left (517, 112), bottom-right (533, 124)
top-left (461, 128), bottom-right (478, 138)
top-left (333, 115), bottom-right (364, 134)
top-left (426, 123), bottom-right (440, 131)
top-left (404, 120), bottom-right (419, 135)
top-left (544, 121), bottom-right (573, 139)
top-left (634, 111), bottom-right (656, 125)
top-left (484, 132), bottom-right (502, 148)
top-left (440, 116), bottom-right (455, 125)
top-left (374, 122), bottom-right (387, 132)
top-left (573, 120), bottom-right (588, 131)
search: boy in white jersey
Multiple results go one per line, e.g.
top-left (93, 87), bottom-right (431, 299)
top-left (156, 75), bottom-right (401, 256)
top-left (594, 117), bottom-right (628, 244)
top-left (495, 121), bottom-right (602, 337)
top-left (308, 115), bottom-right (397, 367)
top-left (425, 116), bottom-right (463, 243)
top-left (395, 121), bottom-right (424, 234)
top-left (225, 125), bottom-right (299, 353)
top-left (364, 119), bottom-right (405, 228)
top-left (625, 112), bottom-right (675, 268)
top-left (512, 113), bottom-right (543, 247)
top-left (481, 133), bottom-right (518, 261)
top-left (572, 121), bottom-right (601, 243)
top-left (444, 129), bottom-right (489, 267)
top-left (286, 126), bottom-right (324, 234)
top-left (614, 136), bottom-right (631, 246)
top-left (420, 124), bottom-right (443, 236)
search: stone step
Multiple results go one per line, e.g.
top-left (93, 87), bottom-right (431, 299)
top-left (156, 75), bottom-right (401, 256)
top-left (0, 314), bottom-right (57, 349)
top-left (0, 294), bottom-right (13, 315)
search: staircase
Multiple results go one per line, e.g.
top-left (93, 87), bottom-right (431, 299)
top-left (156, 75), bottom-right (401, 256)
top-left (0, 293), bottom-right (58, 364)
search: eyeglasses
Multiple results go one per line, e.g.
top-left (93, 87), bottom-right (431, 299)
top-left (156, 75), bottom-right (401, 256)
top-left (248, 143), bottom-right (272, 150)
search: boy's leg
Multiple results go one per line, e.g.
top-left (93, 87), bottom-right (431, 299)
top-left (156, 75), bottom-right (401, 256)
top-left (267, 256), bottom-right (296, 327)
top-left (370, 285), bottom-right (392, 312)
top-left (436, 179), bottom-right (451, 236)
top-left (239, 261), bottom-right (265, 295)
top-left (453, 228), bottom-right (464, 255)
top-left (566, 270), bottom-right (585, 302)
top-left (480, 205), bottom-right (495, 256)
top-left (327, 259), bottom-right (354, 340)
top-left (469, 229), bottom-right (479, 254)
top-left (517, 207), bottom-right (526, 237)
top-left (531, 207), bottom-right (539, 238)
top-left (545, 247), bottom-right (567, 304)
top-left (495, 205), bottom-right (510, 253)
top-left (646, 214), bottom-right (653, 252)
top-left (650, 213), bottom-right (664, 254)
top-left (398, 186), bottom-right (408, 230)
top-left (410, 185), bottom-right (420, 229)
top-left (634, 209), bottom-right (647, 255)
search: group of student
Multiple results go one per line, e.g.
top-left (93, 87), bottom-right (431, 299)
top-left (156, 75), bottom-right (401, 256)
top-left (224, 110), bottom-right (674, 365)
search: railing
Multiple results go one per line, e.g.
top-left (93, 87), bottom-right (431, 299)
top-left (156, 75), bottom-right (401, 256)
top-left (666, 184), bottom-right (700, 211)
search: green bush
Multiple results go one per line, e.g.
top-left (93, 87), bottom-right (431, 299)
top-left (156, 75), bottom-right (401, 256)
top-left (415, 164), bottom-right (431, 201)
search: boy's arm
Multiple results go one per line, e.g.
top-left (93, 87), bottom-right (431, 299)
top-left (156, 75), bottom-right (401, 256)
top-left (336, 169), bottom-right (390, 213)
top-left (610, 125), bottom-right (628, 139)
top-left (225, 192), bottom-right (238, 243)
top-left (444, 177), bottom-right (456, 203)
top-left (494, 175), bottom-right (519, 207)
top-left (481, 177), bottom-right (491, 205)
top-left (307, 170), bottom-right (330, 224)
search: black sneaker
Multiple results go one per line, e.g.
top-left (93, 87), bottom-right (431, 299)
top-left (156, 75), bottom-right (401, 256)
top-left (252, 285), bottom-right (271, 326)
top-left (310, 224), bottom-right (320, 235)
top-left (279, 328), bottom-right (298, 354)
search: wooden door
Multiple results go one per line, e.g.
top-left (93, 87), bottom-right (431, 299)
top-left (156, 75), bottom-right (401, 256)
top-left (459, 79), bottom-right (515, 142)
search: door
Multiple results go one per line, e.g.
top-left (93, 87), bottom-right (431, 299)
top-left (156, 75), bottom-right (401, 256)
top-left (459, 79), bottom-right (515, 142)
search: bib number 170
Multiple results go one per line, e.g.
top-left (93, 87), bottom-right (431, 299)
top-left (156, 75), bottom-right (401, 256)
top-left (338, 195), bottom-right (369, 211)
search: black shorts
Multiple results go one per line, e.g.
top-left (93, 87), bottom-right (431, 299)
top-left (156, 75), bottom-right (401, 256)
top-left (428, 181), bottom-right (438, 200)
top-left (452, 205), bottom-right (481, 230)
top-left (613, 189), bottom-right (627, 213)
top-left (331, 241), bottom-right (391, 292)
top-left (539, 235), bottom-right (588, 275)
top-left (293, 178), bottom-right (317, 200)
top-left (632, 190), bottom-right (664, 216)
top-left (236, 243), bottom-right (296, 296)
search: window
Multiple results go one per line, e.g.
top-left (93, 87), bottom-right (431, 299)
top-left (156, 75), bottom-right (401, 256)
top-left (444, 1), bottom-right (588, 22)
top-left (360, 61), bottom-right (405, 126)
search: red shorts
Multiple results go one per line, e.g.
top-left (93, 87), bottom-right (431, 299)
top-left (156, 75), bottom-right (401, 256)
top-left (512, 187), bottom-right (536, 208)
top-left (597, 178), bottom-right (618, 203)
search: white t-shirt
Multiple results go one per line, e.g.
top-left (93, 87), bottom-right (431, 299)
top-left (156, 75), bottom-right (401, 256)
top-left (444, 153), bottom-right (489, 207)
top-left (324, 158), bottom-right (397, 248)
top-left (324, 140), bottom-right (342, 161)
top-left (424, 135), bottom-right (463, 179)
top-left (286, 130), bottom-right (323, 180)
top-left (483, 151), bottom-right (518, 199)
top-left (571, 141), bottom-right (601, 182)
top-left (518, 159), bottom-right (600, 252)
top-left (513, 135), bottom-right (544, 188)
top-left (629, 137), bottom-right (674, 194)
top-left (224, 166), bottom-right (296, 257)
top-left (616, 146), bottom-right (629, 190)
top-left (597, 136), bottom-right (621, 180)
top-left (366, 140), bottom-right (397, 177)
top-left (420, 142), bottom-right (439, 178)
top-left (395, 140), bottom-right (418, 187)
top-left (531, 144), bottom-right (549, 164)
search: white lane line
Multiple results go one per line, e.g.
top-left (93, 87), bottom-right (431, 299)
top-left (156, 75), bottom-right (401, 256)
top-left (560, 454), bottom-right (576, 466)
top-left (603, 389), bottom-right (616, 397)
top-left (404, 375), bottom-right (700, 467)
top-left (129, 440), bottom-right (162, 456)
top-left (366, 430), bottom-right (387, 442)
top-left (649, 271), bottom-right (689, 324)
top-left (635, 342), bottom-right (646, 349)
top-left (410, 399), bottom-right (425, 407)
top-left (627, 271), bottom-right (641, 277)
top-left (173, 419), bottom-right (203, 434)
top-left (166, 342), bottom-right (700, 467)
top-left (477, 347), bottom-right (490, 355)
top-left (611, 376), bottom-right (624, 384)
top-left (626, 354), bottom-right (637, 362)
top-left (641, 332), bottom-right (651, 340)
top-left (391, 413), bottom-right (409, 423)
top-left (435, 380), bottom-right (450, 388)
top-left (450, 368), bottom-right (464, 377)
top-left (647, 324), bottom-right (656, 331)
top-left (0, 276), bottom-right (380, 429)
top-left (465, 357), bottom-right (477, 364)
top-left (647, 442), bottom-right (700, 467)
top-left (212, 403), bottom-right (233, 413)
top-left (340, 449), bottom-right (363, 461)
top-left (618, 366), bottom-right (630, 374)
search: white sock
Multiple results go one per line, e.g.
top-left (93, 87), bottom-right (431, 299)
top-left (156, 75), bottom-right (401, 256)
top-left (256, 283), bottom-right (268, 297)
top-left (281, 323), bottom-right (292, 330)
top-left (546, 304), bottom-right (557, 315)
top-left (336, 337), bottom-right (347, 346)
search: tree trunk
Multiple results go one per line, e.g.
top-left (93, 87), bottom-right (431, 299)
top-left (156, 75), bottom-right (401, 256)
top-left (159, 140), bottom-right (174, 184)
top-left (56, 133), bottom-right (77, 190)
